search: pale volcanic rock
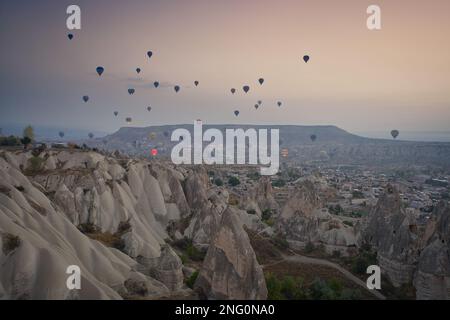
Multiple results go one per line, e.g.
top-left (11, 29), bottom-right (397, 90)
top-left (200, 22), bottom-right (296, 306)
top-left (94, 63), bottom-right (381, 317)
top-left (194, 207), bottom-right (267, 300)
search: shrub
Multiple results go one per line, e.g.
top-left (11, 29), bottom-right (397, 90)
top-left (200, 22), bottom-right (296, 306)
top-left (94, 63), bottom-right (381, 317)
top-left (343, 220), bottom-right (353, 227)
top-left (351, 249), bottom-right (377, 275)
top-left (265, 273), bottom-right (309, 300)
top-left (272, 179), bottom-right (286, 188)
top-left (228, 176), bottom-right (240, 186)
top-left (27, 156), bottom-right (44, 174)
top-left (304, 241), bottom-right (315, 253)
top-left (261, 209), bottom-right (272, 222)
top-left (2, 233), bottom-right (21, 255)
top-left (185, 271), bottom-right (199, 289)
top-left (214, 178), bottom-right (223, 186)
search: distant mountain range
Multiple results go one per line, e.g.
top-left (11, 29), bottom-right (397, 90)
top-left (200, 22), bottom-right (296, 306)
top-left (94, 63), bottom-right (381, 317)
top-left (88, 124), bottom-right (450, 168)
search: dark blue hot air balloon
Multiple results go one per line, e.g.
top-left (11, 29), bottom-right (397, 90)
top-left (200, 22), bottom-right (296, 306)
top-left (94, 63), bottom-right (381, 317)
top-left (174, 85), bottom-right (180, 93)
top-left (128, 88), bottom-right (135, 95)
top-left (231, 88), bottom-right (236, 94)
top-left (243, 86), bottom-right (250, 93)
top-left (234, 110), bottom-right (240, 117)
top-left (153, 81), bottom-right (159, 88)
top-left (136, 68), bottom-right (141, 74)
top-left (258, 78), bottom-right (264, 85)
top-left (96, 66), bottom-right (104, 76)
top-left (82, 96), bottom-right (89, 103)
top-left (147, 51), bottom-right (153, 59)
top-left (67, 33), bottom-right (74, 40)
top-left (303, 55), bottom-right (310, 63)
top-left (194, 81), bottom-right (199, 87)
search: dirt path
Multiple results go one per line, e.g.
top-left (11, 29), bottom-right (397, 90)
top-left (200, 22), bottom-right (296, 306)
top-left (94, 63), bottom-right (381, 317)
top-left (263, 253), bottom-right (386, 300)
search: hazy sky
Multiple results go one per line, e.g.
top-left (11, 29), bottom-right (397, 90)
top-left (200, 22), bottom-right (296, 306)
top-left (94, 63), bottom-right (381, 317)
top-left (1, 0), bottom-right (449, 134)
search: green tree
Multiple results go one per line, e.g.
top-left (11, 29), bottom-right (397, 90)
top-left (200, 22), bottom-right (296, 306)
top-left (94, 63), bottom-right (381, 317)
top-left (228, 176), bottom-right (240, 186)
top-left (23, 125), bottom-right (35, 141)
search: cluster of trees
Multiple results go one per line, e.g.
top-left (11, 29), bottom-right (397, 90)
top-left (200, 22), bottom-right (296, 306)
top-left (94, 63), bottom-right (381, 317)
top-left (266, 274), bottom-right (362, 300)
top-left (0, 125), bottom-right (35, 149)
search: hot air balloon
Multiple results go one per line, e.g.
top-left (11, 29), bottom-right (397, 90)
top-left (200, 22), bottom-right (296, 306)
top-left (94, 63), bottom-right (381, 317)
top-left (151, 149), bottom-right (158, 156)
top-left (277, 101), bottom-right (282, 107)
top-left (147, 51), bottom-right (153, 59)
top-left (136, 68), bottom-right (141, 74)
top-left (67, 33), bottom-right (74, 40)
top-left (96, 66), bottom-right (104, 76)
top-left (82, 96), bottom-right (89, 103)
top-left (257, 100), bottom-right (262, 105)
top-left (59, 131), bottom-right (65, 138)
top-left (174, 85), bottom-right (180, 93)
top-left (128, 88), bottom-right (135, 95)
top-left (310, 134), bottom-right (317, 142)
top-left (303, 55), bottom-right (310, 63)
top-left (254, 104), bottom-right (259, 110)
top-left (154, 81), bottom-right (159, 88)
top-left (391, 130), bottom-right (399, 139)
top-left (126, 117), bottom-right (132, 123)
top-left (147, 106), bottom-right (152, 112)
top-left (234, 110), bottom-right (240, 117)
top-left (114, 111), bottom-right (118, 117)
top-left (243, 86), bottom-right (250, 93)
top-left (88, 133), bottom-right (94, 139)
top-left (231, 88), bottom-right (236, 94)
top-left (194, 81), bottom-right (199, 87)
top-left (258, 78), bottom-right (264, 85)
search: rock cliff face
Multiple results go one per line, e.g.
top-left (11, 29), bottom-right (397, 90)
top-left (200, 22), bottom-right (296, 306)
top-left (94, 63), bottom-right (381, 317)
top-left (240, 177), bottom-right (279, 217)
top-left (361, 185), bottom-right (450, 299)
top-left (0, 149), bottom-right (267, 300)
top-left (277, 181), bottom-right (357, 254)
top-left (194, 207), bottom-right (267, 300)
top-left (362, 185), bottom-right (420, 286)
top-left (0, 150), bottom-right (188, 299)
top-left (415, 202), bottom-right (450, 299)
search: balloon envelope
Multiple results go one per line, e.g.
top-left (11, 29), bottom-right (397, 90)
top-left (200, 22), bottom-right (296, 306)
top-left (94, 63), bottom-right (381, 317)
top-left (243, 86), bottom-right (250, 93)
top-left (147, 107), bottom-right (152, 112)
top-left (128, 88), bottom-right (135, 95)
top-left (96, 66), bottom-right (104, 76)
top-left (254, 104), bottom-right (259, 110)
top-left (67, 34), bottom-right (74, 40)
top-left (277, 101), bottom-right (282, 107)
top-left (114, 111), bottom-right (118, 116)
top-left (258, 78), bottom-right (264, 85)
top-left (194, 81), bottom-right (199, 86)
top-left (153, 81), bottom-right (159, 88)
top-left (82, 96), bottom-right (89, 103)
top-left (258, 100), bottom-right (262, 105)
top-left (310, 134), bottom-right (317, 142)
top-left (136, 68), bottom-right (141, 74)
top-left (174, 85), bottom-right (180, 93)
top-left (59, 132), bottom-right (64, 138)
top-left (234, 110), bottom-right (240, 116)
top-left (147, 51), bottom-right (153, 59)
top-left (303, 55), bottom-right (310, 63)
top-left (126, 117), bottom-right (132, 123)
top-left (391, 130), bottom-right (399, 139)
top-left (88, 133), bottom-right (94, 139)
top-left (231, 88), bottom-right (236, 94)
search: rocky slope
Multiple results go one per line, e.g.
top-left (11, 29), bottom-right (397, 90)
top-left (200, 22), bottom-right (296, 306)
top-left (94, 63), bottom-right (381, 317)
top-left (361, 186), bottom-right (450, 299)
top-left (0, 149), bottom-right (266, 300)
top-left (276, 181), bottom-right (357, 255)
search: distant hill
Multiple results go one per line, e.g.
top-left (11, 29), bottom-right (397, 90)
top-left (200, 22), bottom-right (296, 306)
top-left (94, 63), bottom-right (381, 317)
top-left (89, 124), bottom-right (450, 168)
